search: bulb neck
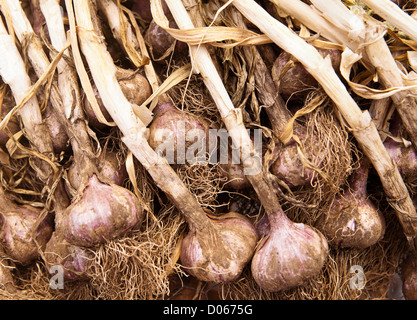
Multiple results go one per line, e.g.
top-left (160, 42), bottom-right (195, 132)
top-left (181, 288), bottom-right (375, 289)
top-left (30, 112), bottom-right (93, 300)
top-left (267, 208), bottom-right (292, 231)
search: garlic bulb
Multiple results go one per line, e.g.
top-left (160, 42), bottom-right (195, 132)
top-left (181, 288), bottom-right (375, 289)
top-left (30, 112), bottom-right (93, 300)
top-left (270, 128), bottom-right (325, 188)
top-left (270, 140), bottom-right (315, 187)
top-left (56, 174), bottom-right (144, 247)
top-left (251, 210), bottom-right (328, 292)
top-left (0, 193), bottom-right (53, 265)
top-left (319, 159), bottom-right (385, 249)
top-left (180, 212), bottom-right (258, 283)
top-left (272, 49), bottom-right (341, 102)
top-left (148, 102), bottom-right (211, 164)
top-left (44, 232), bottom-right (92, 281)
top-left (96, 151), bottom-right (127, 187)
top-left (83, 67), bottom-right (152, 129)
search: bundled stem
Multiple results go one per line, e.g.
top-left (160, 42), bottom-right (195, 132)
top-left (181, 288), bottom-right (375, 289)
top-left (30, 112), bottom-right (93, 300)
top-left (158, 0), bottom-right (331, 292)
top-left (1, 0), bottom-right (97, 158)
top-left (96, 0), bottom-right (168, 107)
top-left (229, 0), bottom-right (417, 246)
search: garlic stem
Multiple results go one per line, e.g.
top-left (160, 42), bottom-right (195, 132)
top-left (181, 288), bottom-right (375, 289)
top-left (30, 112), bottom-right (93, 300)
top-left (229, 7), bottom-right (292, 136)
top-left (0, 15), bottom-right (57, 184)
top-left (0, 19), bottom-right (45, 150)
top-left (97, 0), bottom-right (166, 104)
top-left (39, 0), bottom-right (82, 119)
top-left (271, 0), bottom-right (354, 48)
top-left (361, 0), bottom-right (417, 43)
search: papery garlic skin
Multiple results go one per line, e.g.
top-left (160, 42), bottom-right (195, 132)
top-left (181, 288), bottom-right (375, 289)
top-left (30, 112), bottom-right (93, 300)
top-left (251, 212), bottom-right (328, 292)
top-left (180, 212), bottom-right (258, 283)
top-left (56, 174), bottom-right (143, 247)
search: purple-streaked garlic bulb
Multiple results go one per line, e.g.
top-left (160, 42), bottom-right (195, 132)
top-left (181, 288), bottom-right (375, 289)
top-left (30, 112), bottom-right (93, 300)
top-left (319, 158), bottom-right (385, 249)
top-left (144, 17), bottom-right (187, 61)
top-left (400, 253), bottom-right (417, 300)
top-left (131, 0), bottom-right (169, 24)
top-left (270, 128), bottom-right (325, 188)
top-left (96, 150), bottom-right (128, 187)
top-left (251, 209), bottom-right (328, 292)
top-left (0, 97), bottom-right (20, 147)
top-left (0, 190), bottom-right (53, 265)
top-left (180, 212), bottom-right (259, 283)
top-left (384, 138), bottom-right (417, 183)
top-left (55, 174), bottom-right (144, 247)
top-left (148, 102), bottom-right (211, 164)
top-left (272, 48), bottom-right (341, 103)
top-left (44, 232), bottom-right (93, 281)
